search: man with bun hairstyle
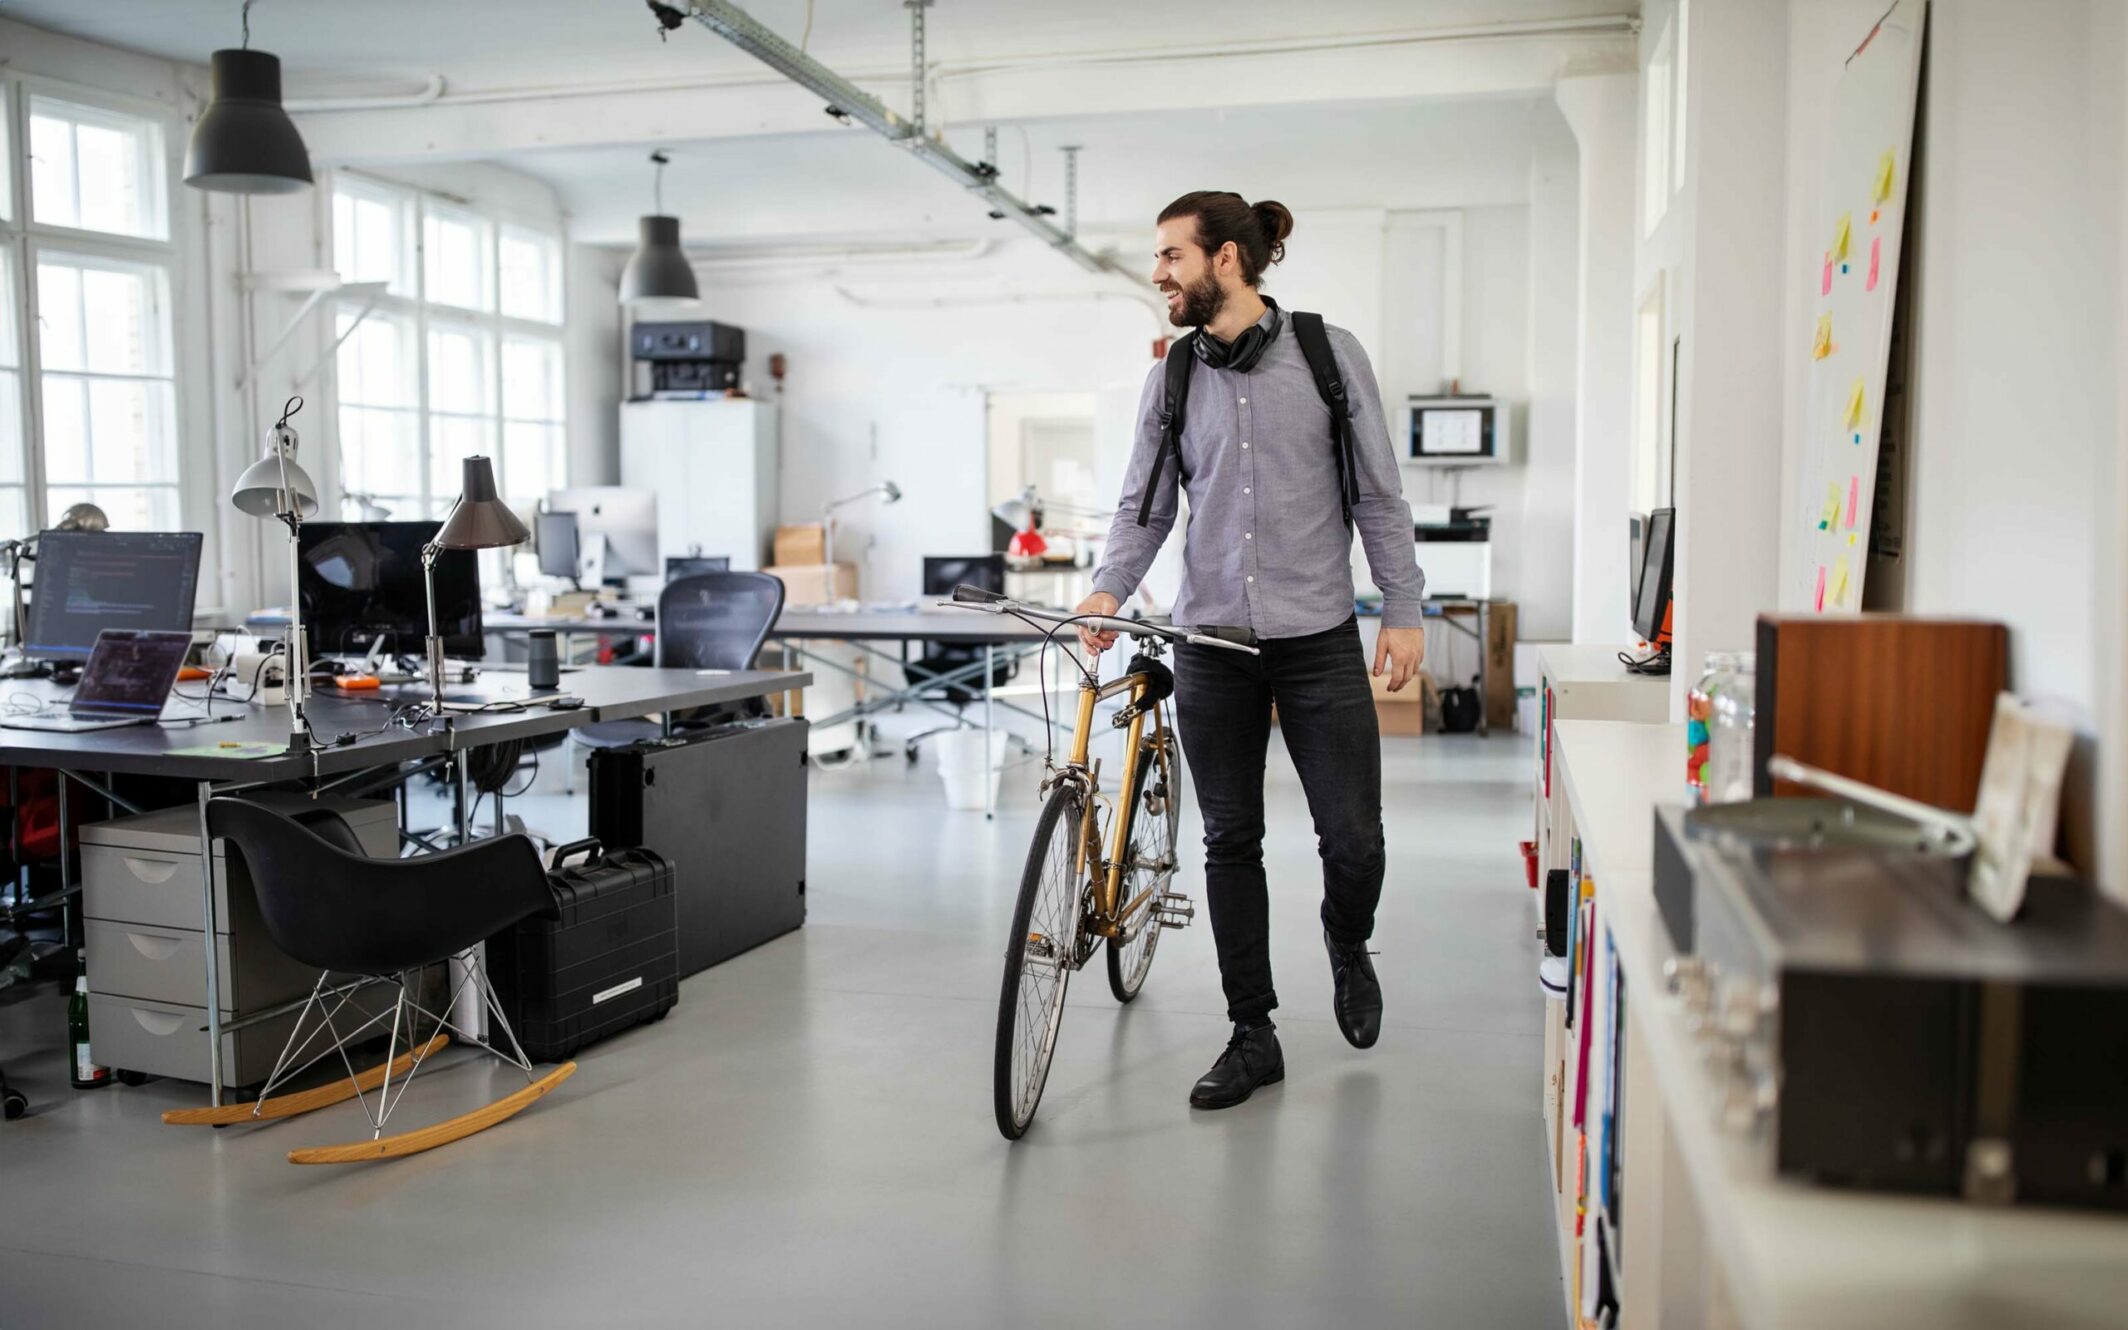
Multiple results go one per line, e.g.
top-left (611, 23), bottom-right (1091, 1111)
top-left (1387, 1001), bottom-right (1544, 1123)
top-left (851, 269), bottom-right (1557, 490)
top-left (1078, 191), bottom-right (1427, 1110)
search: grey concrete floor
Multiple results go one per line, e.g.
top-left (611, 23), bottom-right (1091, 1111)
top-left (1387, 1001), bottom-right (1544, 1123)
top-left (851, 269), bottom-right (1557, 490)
top-left (0, 727), bottom-right (1561, 1329)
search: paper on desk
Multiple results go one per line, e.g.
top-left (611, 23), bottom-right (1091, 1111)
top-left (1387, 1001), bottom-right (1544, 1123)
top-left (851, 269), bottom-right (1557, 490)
top-left (165, 741), bottom-right (287, 759)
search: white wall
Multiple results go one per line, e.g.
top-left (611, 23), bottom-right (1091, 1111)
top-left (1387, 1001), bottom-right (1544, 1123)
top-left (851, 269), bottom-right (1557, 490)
top-left (1791, 0), bottom-right (2123, 888)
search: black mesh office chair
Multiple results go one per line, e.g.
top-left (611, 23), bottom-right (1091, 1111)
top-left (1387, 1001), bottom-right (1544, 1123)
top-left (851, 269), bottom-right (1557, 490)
top-left (902, 555), bottom-right (1015, 762)
top-left (568, 571), bottom-right (787, 767)
top-left (162, 798), bottom-right (572, 1164)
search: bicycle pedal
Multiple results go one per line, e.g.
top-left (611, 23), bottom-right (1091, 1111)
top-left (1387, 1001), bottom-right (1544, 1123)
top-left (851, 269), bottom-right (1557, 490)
top-left (1152, 893), bottom-right (1196, 929)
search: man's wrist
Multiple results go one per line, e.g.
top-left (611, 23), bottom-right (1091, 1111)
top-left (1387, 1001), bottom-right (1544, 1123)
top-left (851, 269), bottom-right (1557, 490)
top-left (1090, 570), bottom-right (1135, 604)
top-left (1380, 602), bottom-right (1425, 630)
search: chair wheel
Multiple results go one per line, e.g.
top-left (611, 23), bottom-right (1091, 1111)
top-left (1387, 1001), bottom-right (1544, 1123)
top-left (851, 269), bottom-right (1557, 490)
top-left (2, 1088), bottom-right (25, 1120)
top-left (116, 1069), bottom-right (151, 1087)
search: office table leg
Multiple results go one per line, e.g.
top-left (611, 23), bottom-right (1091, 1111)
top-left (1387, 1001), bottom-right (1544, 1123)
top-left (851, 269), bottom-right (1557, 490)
top-left (1479, 602), bottom-right (1490, 737)
top-left (449, 754), bottom-right (485, 1042)
top-left (195, 780), bottom-right (225, 1107)
top-left (984, 643), bottom-right (996, 822)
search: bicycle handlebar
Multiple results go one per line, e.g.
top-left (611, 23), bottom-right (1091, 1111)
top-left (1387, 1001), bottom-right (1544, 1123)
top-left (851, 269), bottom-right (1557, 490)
top-left (943, 585), bottom-right (1261, 656)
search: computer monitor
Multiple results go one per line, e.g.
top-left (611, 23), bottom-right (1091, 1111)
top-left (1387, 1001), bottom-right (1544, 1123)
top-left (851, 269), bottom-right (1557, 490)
top-left (25, 530), bottom-right (204, 661)
top-left (536, 510), bottom-right (580, 581)
top-left (547, 487), bottom-right (658, 582)
top-left (1628, 512), bottom-right (1647, 624)
top-left (666, 555), bottom-right (730, 580)
top-left (1632, 507), bottom-right (1675, 646)
top-left (922, 554), bottom-right (1005, 598)
top-left (297, 522), bottom-right (484, 660)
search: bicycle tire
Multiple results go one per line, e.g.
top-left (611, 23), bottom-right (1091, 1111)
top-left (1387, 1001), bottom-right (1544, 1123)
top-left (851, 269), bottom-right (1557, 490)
top-left (994, 782), bottom-right (1089, 1140)
top-left (1107, 729), bottom-right (1181, 1002)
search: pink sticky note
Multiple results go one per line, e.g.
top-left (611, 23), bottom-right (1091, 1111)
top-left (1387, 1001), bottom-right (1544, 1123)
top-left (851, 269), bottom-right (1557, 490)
top-left (1866, 235), bottom-right (1881, 291)
top-left (1846, 476), bottom-right (1860, 528)
top-left (1814, 566), bottom-right (1827, 612)
top-left (1822, 252), bottom-right (1834, 296)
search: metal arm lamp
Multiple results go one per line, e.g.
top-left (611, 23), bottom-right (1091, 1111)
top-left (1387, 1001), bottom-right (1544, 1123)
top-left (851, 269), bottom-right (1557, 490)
top-left (421, 456), bottom-right (528, 716)
top-left (821, 480), bottom-right (902, 575)
top-left (229, 396), bottom-right (319, 750)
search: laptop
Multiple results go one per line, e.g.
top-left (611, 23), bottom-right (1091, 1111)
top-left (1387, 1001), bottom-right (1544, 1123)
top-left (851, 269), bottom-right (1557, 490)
top-left (3, 629), bottom-right (193, 732)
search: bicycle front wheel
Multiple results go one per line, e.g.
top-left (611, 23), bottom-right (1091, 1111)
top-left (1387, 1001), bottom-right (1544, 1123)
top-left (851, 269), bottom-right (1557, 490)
top-left (994, 782), bottom-right (1090, 1140)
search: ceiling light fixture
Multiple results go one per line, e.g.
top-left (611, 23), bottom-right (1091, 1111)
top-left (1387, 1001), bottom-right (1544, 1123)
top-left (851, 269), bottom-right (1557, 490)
top-left (184, 0), bottom-right (315, 194)
top-left (619, 150), bottom-right (701, 311)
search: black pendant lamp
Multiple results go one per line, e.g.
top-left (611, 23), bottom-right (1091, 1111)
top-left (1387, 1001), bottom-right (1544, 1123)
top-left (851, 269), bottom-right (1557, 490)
top-left (184, 1), bottom-right (313, 194)
top-left (619, 151), bottom-right (700, 308)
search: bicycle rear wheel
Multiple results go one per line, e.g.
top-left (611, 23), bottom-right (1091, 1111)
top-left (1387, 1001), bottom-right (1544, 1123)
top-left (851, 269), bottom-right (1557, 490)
top-left (1107, 729), bottom-right (1181, 1002)
top-left (994, 783), bottom-right (1090, 1140)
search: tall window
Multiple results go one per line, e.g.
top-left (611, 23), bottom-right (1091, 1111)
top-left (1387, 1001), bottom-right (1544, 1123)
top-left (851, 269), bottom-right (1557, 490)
top-left (331, 177), bottom-right (565, 520)
top-left (0, 85), bottom-right (183, 539)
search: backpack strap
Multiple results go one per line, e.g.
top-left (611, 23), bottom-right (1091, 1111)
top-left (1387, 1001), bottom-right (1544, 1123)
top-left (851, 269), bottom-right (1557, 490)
top-left (1289, 311), bottom-right (1358, 528)
top-left (1136, 332), bottom-right (1198, 527)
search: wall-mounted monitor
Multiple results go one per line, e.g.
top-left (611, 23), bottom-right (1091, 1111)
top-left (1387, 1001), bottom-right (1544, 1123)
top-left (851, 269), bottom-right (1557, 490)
top-left (1402, 397), bottom-right (1512, 467)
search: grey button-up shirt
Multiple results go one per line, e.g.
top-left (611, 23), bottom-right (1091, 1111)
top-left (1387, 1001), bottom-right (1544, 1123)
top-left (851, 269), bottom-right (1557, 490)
top-left (1092, 308), bottom-right (1427, 637)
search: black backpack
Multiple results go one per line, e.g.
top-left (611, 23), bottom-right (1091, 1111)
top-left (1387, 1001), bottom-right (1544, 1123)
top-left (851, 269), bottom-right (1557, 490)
top-left (1134, 310), bottom-right (1360, 529)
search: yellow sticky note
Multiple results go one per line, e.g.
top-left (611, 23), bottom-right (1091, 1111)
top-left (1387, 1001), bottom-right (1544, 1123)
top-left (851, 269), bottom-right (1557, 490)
top-left (1830, 555), bottom-right (1852, 606)
top-left (1845, 377), bottom-right (1867, 428)
top-left (1832, 213), bottom-right (1852, 262)
top-left (1819, 482), bottom-right (1841, 530)
top-left (1812, 314), bottom-right (1834, 360)
top-left (1874, 149), bottom-right (1896, 204)
top-left (1848, 531), bottom-right (1858, 546)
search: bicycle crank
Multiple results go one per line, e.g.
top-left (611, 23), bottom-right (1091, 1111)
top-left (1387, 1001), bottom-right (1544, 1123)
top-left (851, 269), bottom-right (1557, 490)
top-left (1152, 892), bottom-right (1196, 929)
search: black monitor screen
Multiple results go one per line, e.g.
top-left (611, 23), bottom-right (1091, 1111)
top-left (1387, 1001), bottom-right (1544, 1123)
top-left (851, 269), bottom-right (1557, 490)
top-left (923, 554), bottom-right (1005, 597)
top-left (298, 522), bottom-right (484, 659)
top-left (25, 531), bottom-right (204, 660)
top-left (536, 510), bottom-right (579, 580)
top-left (1632, 508), bottom-right (1675, 644)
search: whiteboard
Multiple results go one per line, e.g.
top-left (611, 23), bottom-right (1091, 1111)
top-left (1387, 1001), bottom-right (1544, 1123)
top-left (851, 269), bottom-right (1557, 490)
top-left (1796, 0), bottom-right (1927, 612)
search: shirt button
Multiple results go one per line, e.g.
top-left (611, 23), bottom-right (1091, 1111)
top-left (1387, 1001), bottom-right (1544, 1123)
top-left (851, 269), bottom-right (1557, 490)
top-left (1239, 397), bottom-right (1247, 405)
top-left (1245, 532), bottom-right (1253, 539)
top-left (1241, 441), bottom-right (1250, 449)
top-left (1243, 487), bottom-right (1251, 495)
top-left (1246, 575), bottom-right (1254, 583)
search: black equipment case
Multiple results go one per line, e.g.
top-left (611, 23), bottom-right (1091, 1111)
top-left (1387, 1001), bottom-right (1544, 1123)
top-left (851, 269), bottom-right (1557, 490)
top-left (486, 841), bottom-right (678, 1062)
top-left (589, 718), bottom-right (808, 978)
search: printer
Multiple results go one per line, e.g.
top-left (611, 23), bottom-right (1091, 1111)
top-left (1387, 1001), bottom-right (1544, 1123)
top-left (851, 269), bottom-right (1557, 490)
top-left (1413, 505), bottom-right (1491, 600)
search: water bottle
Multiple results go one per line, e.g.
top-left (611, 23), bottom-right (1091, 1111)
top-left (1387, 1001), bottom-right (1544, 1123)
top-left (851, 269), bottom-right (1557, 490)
top-left (69, 972), bottom-right (109, 1090)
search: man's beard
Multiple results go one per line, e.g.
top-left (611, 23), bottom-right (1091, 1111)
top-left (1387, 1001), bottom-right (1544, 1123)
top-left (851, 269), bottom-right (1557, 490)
top-left (1163, 270), bottom-right (1224, 328)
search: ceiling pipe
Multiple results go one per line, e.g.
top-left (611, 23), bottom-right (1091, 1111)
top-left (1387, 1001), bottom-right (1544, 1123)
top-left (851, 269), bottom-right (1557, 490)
top-left (832, 283), bottom-right (1166, 334)
top-left (670, 0), bottom-right (1117, 277)
top-left (275, 15), bottom-right (1637, 115)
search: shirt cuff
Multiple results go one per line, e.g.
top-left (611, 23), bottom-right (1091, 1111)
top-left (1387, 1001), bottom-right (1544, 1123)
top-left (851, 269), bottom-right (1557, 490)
top-left (1090, 569), bottom-right (1137, 604)
top-left (1379, 600), bottom-right (1426, 630)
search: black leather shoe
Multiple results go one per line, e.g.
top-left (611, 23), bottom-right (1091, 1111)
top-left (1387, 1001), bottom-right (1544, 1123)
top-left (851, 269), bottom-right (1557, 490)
top-left (1325, 928), bottom-right (1383, 1049)
top-left (1189, 1022), bottom-right (1285, 1110)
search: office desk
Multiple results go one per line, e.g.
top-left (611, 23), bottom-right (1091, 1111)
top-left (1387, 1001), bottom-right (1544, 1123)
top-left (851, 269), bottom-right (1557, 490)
top-left (0, 664), bottom-right (806, 1103)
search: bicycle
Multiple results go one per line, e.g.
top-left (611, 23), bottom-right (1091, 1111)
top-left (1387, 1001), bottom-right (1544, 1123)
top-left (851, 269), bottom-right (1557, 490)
top-left (942, 585), bottom-right (1260, 1139)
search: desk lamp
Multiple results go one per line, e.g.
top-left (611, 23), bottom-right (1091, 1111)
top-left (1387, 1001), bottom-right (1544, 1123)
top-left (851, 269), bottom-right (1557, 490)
top-left (229, 396), bottom-right (320, 749)
top-left (421, 456), bottom-right (528, 715)
top-left (991, 486), bottom-right (1110, 566)
top-left (821, 481), bottom-right (901, 595)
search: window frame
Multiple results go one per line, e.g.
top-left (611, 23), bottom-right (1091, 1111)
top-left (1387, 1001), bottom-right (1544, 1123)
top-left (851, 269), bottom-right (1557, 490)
top-left (324, 170), bottom-right (566, 521)
top-left (0, 71), bottom-right (200, 551)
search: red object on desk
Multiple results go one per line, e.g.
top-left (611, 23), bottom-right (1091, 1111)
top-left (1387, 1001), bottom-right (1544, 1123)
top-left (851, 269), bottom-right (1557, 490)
top-left (1007, 523), bottom-right (1048, 562)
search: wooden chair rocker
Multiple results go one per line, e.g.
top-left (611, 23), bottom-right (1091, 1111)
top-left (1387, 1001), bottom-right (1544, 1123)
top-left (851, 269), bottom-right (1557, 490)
top-left (162, 798), bottom-right (574, 1164)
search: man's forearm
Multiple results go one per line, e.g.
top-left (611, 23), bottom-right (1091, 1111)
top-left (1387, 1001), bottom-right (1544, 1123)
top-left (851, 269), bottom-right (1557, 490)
top-left (1354, 496), bottom-right (1426, 627)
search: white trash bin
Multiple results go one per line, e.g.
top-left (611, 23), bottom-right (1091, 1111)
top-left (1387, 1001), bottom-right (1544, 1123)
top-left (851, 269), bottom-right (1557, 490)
top-left (937, 728), bottom-right (1009, 810)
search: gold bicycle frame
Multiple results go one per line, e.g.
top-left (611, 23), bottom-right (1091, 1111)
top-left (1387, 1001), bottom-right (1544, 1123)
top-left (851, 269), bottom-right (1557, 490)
top-left (1059, 666), bottom-right (1170, 942)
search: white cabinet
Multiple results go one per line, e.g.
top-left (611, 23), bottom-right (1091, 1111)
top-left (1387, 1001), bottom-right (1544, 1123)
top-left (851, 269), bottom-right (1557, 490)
top-left (620, 400), bottom-right (779, 571)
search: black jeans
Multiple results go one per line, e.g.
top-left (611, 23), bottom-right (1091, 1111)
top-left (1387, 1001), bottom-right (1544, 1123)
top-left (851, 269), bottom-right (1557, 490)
top-left (1173, 615), bottom-right (1385, 1024)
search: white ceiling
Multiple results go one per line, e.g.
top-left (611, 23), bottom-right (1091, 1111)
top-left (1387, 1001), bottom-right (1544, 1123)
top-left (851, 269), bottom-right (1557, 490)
top-left (4, 1), bottom-right (1636, 92)
top-left (503, 95), bottom-right (1571, 250)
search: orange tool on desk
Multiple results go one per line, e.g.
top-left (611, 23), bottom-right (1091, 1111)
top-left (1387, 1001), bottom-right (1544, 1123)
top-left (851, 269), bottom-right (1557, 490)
top-left (177, 666), bottom-right (213, 681)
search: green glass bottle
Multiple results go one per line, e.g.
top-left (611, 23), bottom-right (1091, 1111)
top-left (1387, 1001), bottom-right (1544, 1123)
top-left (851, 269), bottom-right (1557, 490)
top-left (69, 973), bottom-right (109, 1090)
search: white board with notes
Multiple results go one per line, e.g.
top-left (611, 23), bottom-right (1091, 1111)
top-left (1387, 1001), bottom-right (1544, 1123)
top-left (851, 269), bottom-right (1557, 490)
top-left (1797, 0), bottom-right (1926, 612)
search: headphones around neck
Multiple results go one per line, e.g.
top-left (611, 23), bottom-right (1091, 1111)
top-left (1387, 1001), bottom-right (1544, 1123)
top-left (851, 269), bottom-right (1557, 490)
top-left (1192, 297), bottom-right (1283, 374)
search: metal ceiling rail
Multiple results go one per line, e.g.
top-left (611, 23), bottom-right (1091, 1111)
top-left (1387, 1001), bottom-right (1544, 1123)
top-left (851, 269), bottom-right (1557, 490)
top-left (670, 0), bottom-right (1118, 276)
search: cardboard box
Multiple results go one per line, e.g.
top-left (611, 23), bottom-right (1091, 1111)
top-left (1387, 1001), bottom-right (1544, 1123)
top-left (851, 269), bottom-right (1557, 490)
top-left (773, 523), bottom-right (828, 567)
top-left (1484, 599), bottom-right (1518, 730)
top-left (1369, 657), bottom-right (1425, 736)
top-left (765, 562), bottom-right (856, 607)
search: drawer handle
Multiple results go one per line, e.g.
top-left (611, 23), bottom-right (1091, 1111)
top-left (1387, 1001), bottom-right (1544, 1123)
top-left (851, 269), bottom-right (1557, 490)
top-left (129, 1008), bottom-right (186, 1036)
top-left (122, 856), bottom-right (181, 885)
top-left (126, 932), bottom-right (183, 961)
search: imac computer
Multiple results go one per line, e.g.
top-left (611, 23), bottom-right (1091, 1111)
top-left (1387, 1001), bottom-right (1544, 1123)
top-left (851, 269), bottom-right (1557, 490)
top-left (297, 522), bottom-right (484, 661)
top-left (546, 487), bottom-right (658, 586)
top-left (25, 531), bottom-right (205, 662)
top-left (536, 509), bottom-right (581, 583)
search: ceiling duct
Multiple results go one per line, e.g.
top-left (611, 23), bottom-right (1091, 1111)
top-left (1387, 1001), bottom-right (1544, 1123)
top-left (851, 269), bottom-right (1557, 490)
top-left (659, 0), bottom-right (1118, 276)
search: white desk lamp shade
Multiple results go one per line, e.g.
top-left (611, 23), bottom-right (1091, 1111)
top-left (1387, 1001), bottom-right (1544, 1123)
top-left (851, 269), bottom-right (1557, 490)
top-left (230, 425), bottom-right (319, 518)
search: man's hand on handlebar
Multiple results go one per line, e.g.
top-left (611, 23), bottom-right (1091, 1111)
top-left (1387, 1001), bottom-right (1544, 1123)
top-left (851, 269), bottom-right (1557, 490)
top-left (1074, 591), bottom-right (1121, 655)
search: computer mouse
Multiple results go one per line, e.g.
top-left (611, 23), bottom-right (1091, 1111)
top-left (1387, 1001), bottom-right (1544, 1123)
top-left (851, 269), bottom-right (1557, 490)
top-left (545, 694), bottom-right (584, 710)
